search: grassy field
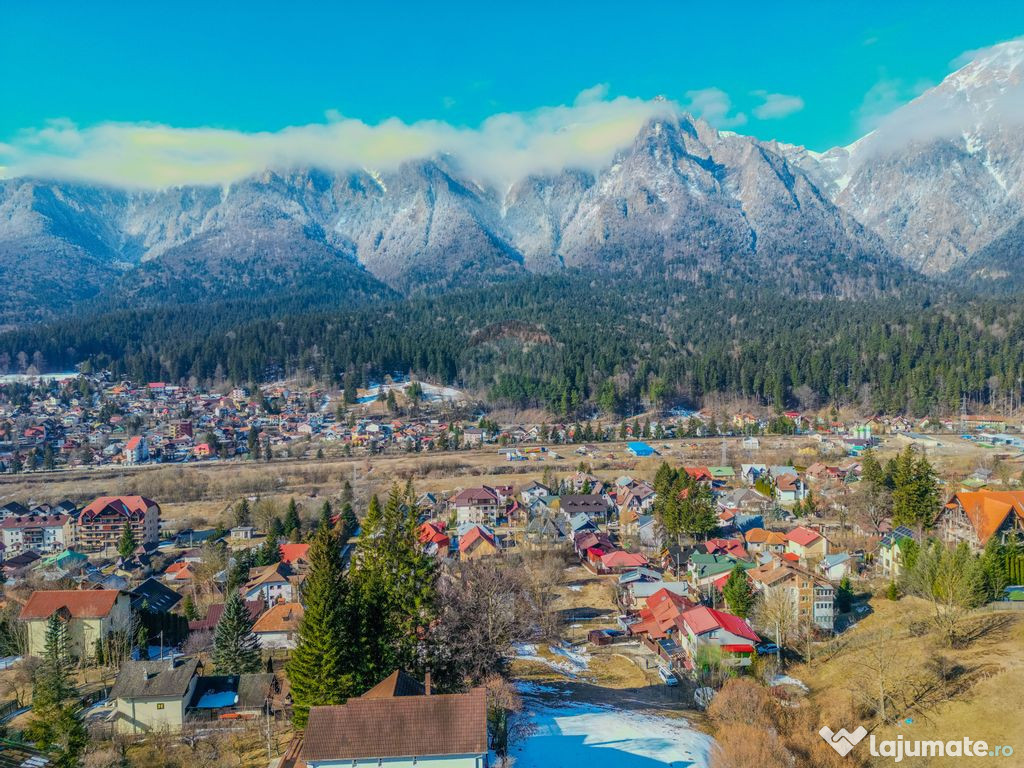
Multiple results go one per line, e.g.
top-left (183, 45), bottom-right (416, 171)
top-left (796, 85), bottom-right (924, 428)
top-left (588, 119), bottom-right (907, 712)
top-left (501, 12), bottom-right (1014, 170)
top-left (2, 431), bottom-right (1008, 532)
top-left (791, 597), bottom-right (1024, 767)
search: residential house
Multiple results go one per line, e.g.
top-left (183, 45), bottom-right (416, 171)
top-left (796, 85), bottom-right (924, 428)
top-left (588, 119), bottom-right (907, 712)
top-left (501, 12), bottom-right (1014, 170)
top-left (243, 562), bottom-right (298, 604)
top-left (123, 435), bottom-right (149, 465)
top-left (676, 606), bottom-right (760, 668)
top-left (744, 528), bottom-right (787, 555)
top-left (935, 491), bottom-right (1024, 552)
top-left (449, 487), bottom-right (501, 527)
top-left (252, 602), bottom-right (304, 649)
top-left (775, 474), bottom-right (808, 503)
top-left (525, 511), bottom-right (569, 542)
top-left (520, 481), bottom-right (552, 506)
top-left (130, 577), bottom-right (182, 613)
top-left (559, 494), bottom-right (609, 523)
top-left (785, 526), bottom-right (828, 563)
top-left (77, 496), bottom-right (160, 552)
top-left (418, 521), bottom-right (451, 558)
top-left (878, 525), bottom-right (918, 579)
top-left (0, 512), bottom-right (74, 554)
top-left (300, 671), bottom-right (487, 768)
top-left (748, 559), bottom-right (836, 632)
top-left (819, 552), bottom-right (854, 581)
top-left (458, 524), bottom-right (499, 561)
top-left (110, 658), bottom-right (203, 734)
top-left (599, 550), bottom-right (649, 573)
top-left (20, 589), bottom-right (132, 659)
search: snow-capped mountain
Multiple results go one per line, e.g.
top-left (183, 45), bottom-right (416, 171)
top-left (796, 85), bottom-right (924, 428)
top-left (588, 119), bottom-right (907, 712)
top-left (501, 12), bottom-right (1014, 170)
top-left (3, 39), bottom-right (1024, 325)
top-left (790, 39), bottom-right (1024, 276)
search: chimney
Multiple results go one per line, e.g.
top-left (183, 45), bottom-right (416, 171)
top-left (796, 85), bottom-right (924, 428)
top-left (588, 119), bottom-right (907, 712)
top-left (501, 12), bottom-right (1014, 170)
top-left (423, 671), bottom-right (432, 696)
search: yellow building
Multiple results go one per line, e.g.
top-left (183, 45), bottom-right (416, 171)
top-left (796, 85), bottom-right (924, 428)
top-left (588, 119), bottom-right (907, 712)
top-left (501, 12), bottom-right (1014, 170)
top-left (110, 658), bottom-right (202, 734)
top-left (19, 590), bottom-right (132, 659)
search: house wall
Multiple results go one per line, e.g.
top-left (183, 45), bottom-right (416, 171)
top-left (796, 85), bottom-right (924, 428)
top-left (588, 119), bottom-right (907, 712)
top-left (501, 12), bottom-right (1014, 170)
top-left (26, 594), bottom-right (132, 658)
top-left (256, 630), bottom-right (296, 650)
top-left (114, 677), bottom-right (195, 734)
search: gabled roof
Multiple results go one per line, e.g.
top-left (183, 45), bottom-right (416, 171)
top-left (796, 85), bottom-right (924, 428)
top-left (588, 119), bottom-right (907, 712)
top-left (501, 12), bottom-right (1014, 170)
top-left (786, 525), bottom-right (822, 547)
top-left (110, 658), bottom-right (201, 700)
top-left (301, 686), bottom-right (487, 762)
top-left (19, 589), bottom-right (123, 620)
top-left (679, 606), bottom-right (759, 643)
top-left (360, 670), bottom-right (425, 699)
top-left (278, 543), bottom-right (310, 565)
top-left (946, 491), bottom-right (1024, 545)
top-left (131, 577), bottom-right (182, 613)
top-left (458, 525), bottom-right (496, 553)
top-left (252, 602), bottom-right (303, 633)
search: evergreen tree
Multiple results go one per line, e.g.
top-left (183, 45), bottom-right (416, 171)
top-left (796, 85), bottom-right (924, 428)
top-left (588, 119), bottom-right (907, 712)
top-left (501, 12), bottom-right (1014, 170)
top-left (836, 576), bottom-right (854, 613)
top-left (284, 498), bottom-right (302, 538)
top-left (26, 615), bottom-right (86, 768)
top-left (257, 532), bottom-right (281, 565)
top-left (722, 565), bottom-right (755, 617)
top-left (339, 503), bottom-right (359, 541)
top-left (212, 590), bottom-right (262, 675)
top-left (287, 524), bottom-right (355, 727)
top-left (182, 594), bottom-right (200, 622)
top-left (318, 500), bottom-right (333, 532)
top-left (234, 498), bottom-right (251, 527)
top-left (117, 521), bottom-right (137, 559)
top-left (350, 484), bottom-right (437, 688)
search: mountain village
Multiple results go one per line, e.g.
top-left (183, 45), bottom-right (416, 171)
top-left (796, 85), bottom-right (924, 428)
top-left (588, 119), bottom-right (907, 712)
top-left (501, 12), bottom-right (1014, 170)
top-left (0, 369), bottom-right (1022, 766)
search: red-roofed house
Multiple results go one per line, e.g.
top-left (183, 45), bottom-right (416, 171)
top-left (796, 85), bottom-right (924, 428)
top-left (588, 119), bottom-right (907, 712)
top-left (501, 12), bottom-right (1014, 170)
top-left (77, 496), bottom-right (160, 552)
top-left (123, 435), bottom-right (149, 465)
top-left (677, 606), bottom-right (759, 667)
top-left (418, 522), bottom-right (450, 558)
top-left (19, 589), bottom-right (132, 659)
top-left (599, 550), bottom-right (649, 573)
top-left (278, 543), bottom-right (311, 569)
top-left (704, 538), bottom-right (750, 561)
top-left (785, 525), bottom-right (828, 563)
top-left (459, 525), bottom-right (498, 561)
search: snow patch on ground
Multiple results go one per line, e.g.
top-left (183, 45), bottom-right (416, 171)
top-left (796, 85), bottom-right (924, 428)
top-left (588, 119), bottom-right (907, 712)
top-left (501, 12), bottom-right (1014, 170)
top-left (568, 585), bottom-right (583, 592)
top-left (769, 674), bottom-right (808, 691)
top-left (512, 699), bottom-right (714, 768)
top-left (513, 642), bottom-right (590, 678)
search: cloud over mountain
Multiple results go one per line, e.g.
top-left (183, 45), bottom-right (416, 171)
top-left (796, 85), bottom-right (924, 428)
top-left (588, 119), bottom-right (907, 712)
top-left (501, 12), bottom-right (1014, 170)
top-left (0, 91), bottom-right (679, 190)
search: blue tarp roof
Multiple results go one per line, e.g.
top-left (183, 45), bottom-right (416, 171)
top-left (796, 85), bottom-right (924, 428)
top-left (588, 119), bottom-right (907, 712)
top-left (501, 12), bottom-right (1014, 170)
top-left (627, 441), bottom-right (656, 456)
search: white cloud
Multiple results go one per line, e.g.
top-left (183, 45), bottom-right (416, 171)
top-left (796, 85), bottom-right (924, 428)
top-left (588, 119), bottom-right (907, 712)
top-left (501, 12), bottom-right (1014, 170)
top-left (682, 87), bottom-right (747, 128)
top-left (751, 91), bottom-right (805, 120)
top-left (0, 88), bottom-right (678, 190)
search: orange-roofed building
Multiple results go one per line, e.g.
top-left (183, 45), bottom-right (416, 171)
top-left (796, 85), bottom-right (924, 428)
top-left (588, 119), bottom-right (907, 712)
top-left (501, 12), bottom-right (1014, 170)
top-left (19, 589), bottom-right (132, 659)
top-left (278, 543), bottom-right (311, 569)
top-left (252, 602), bottom-right (304, 649)
top-left (744, 527), bottom-right (787, 555)
top-left (459, 525), bottom-right (498, 561)
top-left (937, 491), bottom-right (1024, 551)
top-left (77, 496), bottom-right (160, 552)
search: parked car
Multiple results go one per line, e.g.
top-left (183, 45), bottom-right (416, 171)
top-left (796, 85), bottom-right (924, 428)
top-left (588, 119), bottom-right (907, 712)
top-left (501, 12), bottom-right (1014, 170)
top-left (755, 642), bottom-right (779, 655)
top-left (658, 666), bottom-right (678, 686)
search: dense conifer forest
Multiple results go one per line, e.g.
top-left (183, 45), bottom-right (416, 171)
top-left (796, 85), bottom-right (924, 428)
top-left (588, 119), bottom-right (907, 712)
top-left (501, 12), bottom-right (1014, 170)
top-left (4, 273), bottom-right (1024, 417)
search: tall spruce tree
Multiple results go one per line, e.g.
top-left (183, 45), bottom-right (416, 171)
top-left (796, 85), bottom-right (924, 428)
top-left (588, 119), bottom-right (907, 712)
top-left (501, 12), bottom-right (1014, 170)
top-left (117, 521), bottom-right (137, 559)
top-left (284, 498), bottom-right (302, 538)
top-left (722, 564), bottom-right (755, 617)
top-left (26, 615), bottom-right (86, 768)
top-left (212, 590), bottom-right (262, 674)
top-left (287, 524), bottom-right (355, 727)
top-left (350, 484), bottom-right (437, 688)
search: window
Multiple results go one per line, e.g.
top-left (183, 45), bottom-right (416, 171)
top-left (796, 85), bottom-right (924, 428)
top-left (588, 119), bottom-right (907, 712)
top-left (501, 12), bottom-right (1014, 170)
top-left (156, 703), bottom-right (164, 710)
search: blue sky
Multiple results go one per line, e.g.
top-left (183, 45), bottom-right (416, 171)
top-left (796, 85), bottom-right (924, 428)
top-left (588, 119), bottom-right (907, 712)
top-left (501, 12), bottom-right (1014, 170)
top-left (2, 1), bottom-right (1022, 186)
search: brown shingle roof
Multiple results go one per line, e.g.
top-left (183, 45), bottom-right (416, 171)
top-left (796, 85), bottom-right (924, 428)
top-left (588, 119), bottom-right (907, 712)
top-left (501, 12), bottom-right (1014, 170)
top-left (252, 602), bottom-right (303, 633)
top-left (19, 589), bottom-right (123, 620)
top-left (361, 670), bottom-right (425, 699)
top-left (301, 687), bottom-right (487, 762)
